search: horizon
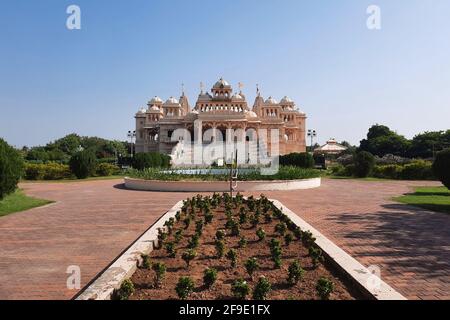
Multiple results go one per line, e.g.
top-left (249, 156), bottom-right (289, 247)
top-left (1, 0), bottom-right (449, 148)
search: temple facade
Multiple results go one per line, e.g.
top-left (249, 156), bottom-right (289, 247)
top-left (135, 78), bottom-right (307, 161)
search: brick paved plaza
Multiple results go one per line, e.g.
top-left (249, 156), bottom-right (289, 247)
top-left (0, 178), bottom-right (448, 300)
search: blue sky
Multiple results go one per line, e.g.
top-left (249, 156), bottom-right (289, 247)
top-left (1, 0), bottom-right (449, 148)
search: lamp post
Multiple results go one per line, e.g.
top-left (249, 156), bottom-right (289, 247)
top-left (307, 129), bottom-right (317, 152)
top-left (127, 130), bottom-right (136, 158)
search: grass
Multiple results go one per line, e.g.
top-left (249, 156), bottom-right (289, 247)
top-left (327, 176), bottom-right (394, 182)
top-left (0, 189), bottom-right (53, 217)
top-left (393, 186), bottom-right (450, 214)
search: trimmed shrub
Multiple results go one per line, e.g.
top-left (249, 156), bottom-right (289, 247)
top-left (231, 279), bottom-right (250, 300)
top-left (280, 152), bottom-right (314, 168)
top-left (316, 277), bottom-right (334, 300)
top-left (116, 279), bottom-right (134, 300)
top-left (69, 150), bottom-right (97, 179)
top-left (353, 151), bottom-right (375, 177)
top-left (24, 162), bottom-right (71, 180)
top-left (0, 138), bottom-right (24, 199)
top-left (433, 149), bottom-right (450, 189)
top-left (95, 163), bottom-right (120, 176)
top-left (175, 276), bottom-right (195, 300)
top-left (132, 152), bottom-right (170, 170)
top-left (203, 268), bottom-right (218, 289)
top-left (253, 277), bottom-right (271, 300)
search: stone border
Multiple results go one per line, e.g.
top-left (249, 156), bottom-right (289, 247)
top-left (124, 177), bottom-right (321, 192)
top-left (271, 200), bottom-right (406, 300)
top-left (76, 198), bottom-right (405, 300)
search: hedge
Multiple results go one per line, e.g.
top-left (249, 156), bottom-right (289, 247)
top-left (353, 151), bottom-right (375, 178)
top-left (95, 163), bottom-right (121, 177)
top-left (0, 138), bottom-right (24, 199)
top-left (25, 162), bottom-right (72, 180)
top-left (132, 152), bottom-right (171, 170)
top-left (279, 153), bottom-right (314, 168)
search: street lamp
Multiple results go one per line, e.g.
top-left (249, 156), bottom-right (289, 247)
top-left (128, 130), bottom-right (136, 157)
top-left (307, 129), bottom-right (317, 151)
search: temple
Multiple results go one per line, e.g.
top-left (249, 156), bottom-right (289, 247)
top-left (134, 78), bottom-right (307, 162)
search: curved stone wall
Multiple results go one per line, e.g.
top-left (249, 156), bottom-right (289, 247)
top-left (124, 177), bottom-right (321, 192)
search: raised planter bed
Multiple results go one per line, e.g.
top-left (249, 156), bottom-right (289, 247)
top-left (77, 194), bottom-right (405, 301)
top-left (124, 177), bottom-right (321, 192)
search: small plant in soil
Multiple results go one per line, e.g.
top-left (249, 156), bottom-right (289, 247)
top-left (164, 218), bottom-right (175, 234)
top-left (215, 239), bottom-right (225, 258)
top-left (195, 220), bottom-right (204, 236)
top-left (244, 257), bottom-right (259, 280)
top-left (226, 249), bottom-right (238, 268)
top-left (302, 230), bottom-right (316, 248)
top-left (140, 254), bottom-right (151, 269)
top-left (238, 237), bottom-right (248, 248)
top-left (239, 209), bottom-right (248, 224)
top-left (309, 246), bottom-right (324, 268)
top-left (188, 234), bottom-right (200, 249)
top-left (275, 222), bottom-right (287, 236)
top-left (182, 249), bottom-right (197, 268)
top-left (176, 276), bottom-right (195, 300)
top-left (175, 211), bottom-right (181, 222)
top-left (116, 279), bottom-right (134, 300)
top-left (253, 276), bottom-right (271, 300)
top-left (174, 230), bottom-right (183, 244)
top-left (226, 219), bottom-right (240, 236)
top-left (165, 242), bottom-right (176, 258)
top-left (256, 228), bottom-right (266, 241)
top-left (157, 228), bottom-right (168, 247)
top-left (203, 267), bottom-right (218, 289)
top-left (204, 210), bottom-right (213, 224)
top-left (264, 212), bottom-right (272, 223)
top-left (231, 278), bottom-right (250, 300)
top-left (152, 262), bottom-right (166, 288)
top-left (215, 230), bottom-right (225, 241)
top-left (183, 216), bottom-right (191, 229)
top-left (316, 277), bottom-right (334, 300)
top-left (269, 239), bottom-right (282, 269)
top-left (284, 233), bottom-right (294, 246)
top-left (293, 227), bottom-right (302, 240)
top-left (287, 260), bottom-right (305, 286)
top-left (250, 214), bottom-right (260, 228)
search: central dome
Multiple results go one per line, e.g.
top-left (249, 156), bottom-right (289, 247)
top-left (213, 78), bottom-right (231, 88)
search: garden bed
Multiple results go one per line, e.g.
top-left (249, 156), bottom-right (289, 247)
top-left (119, 194), bottom-right (361, 300)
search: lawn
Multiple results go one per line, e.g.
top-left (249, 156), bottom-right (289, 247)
top-left (393, 186), bottom-right (450, 214)
top-left (0, 189), bottom-right (53, 217)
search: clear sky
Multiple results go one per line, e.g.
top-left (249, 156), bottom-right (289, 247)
top-left (1, 0), bottom-right (449, 148)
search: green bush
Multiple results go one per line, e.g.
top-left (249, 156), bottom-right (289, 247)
top-left (152, 262), bottom-right (166, 288)
top-left (280, 152), bottom-right (314, 168)
top-left (353, 151), bottom-right (375, 177)
top-left (231, 279), bottom-right (250, 300)
top-left (203, 268), bottom-right (218, 289)
top-left (24, 162), bottom-right (72, 180)
top-left (116, 279), bottom-right (134, 300)
top-left (175, 276), bottom-right (195, 300)
top-left (244, 257), bottom-right (259, 279)
top-left (316, 277), bottom-right (334, 300)
top-left (372, 161), bottom-right (434, 180)
top-left (287, 261), bottom-right (305, 286)
top-left (69, 150), bottom-right (97, 179)
top-left (433, 149), bottom-right (450, 189)
top-left (95, 163), bottom-right (120, 176)
top-left (0, 139), bottom-right (24, 199)
top-left (132, 152), bottom-right (170, 170)
top-left (253, 277), bottom-right (271, 300)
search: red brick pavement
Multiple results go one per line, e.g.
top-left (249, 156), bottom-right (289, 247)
top-left (0, 178), bottom-right (448, 300)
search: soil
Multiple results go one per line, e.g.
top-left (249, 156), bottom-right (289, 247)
top-left (129, 196), bottom-right (361, 300)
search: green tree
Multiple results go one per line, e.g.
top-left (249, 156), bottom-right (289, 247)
top-left (359, 124), bottom-right (410, 157)
top-left (0, 138), bottom-right (24, 199)
top-left (353, 151), bottom-right (375, 177)
top-left (69, 149), bottom-right (97, 179)
top-left (432, 149), bottom-right (450, 189)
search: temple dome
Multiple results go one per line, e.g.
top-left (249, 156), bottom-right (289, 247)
top-left (280, 96), bottom-right (294, 104)
top-left (265, 96), bottom-right (278, 104)
top-left (246, 111), bottom-right (258, 118)
top-left (165, 97), bottom-right (179, 104)
top-left (149, 96), bottom-right (163, 104)
top-left (213, 78), bottom-right (231, 88)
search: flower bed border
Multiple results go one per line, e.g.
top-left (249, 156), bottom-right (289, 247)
top-left (75, 198), bottom-right (405, 300)
top-left (124, 177), bottom-right (321, 192)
